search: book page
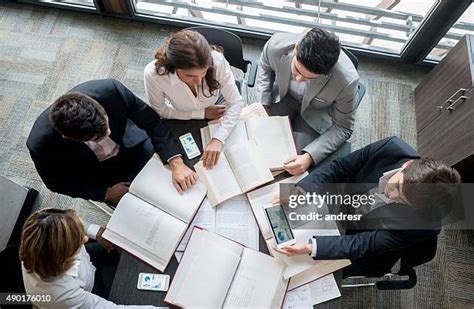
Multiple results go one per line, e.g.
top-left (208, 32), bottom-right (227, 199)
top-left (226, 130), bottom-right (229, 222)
top-left (129, 155), bottom-right (207, 223)
top-left (223, 248), bottom-right (287, 308)
top-left (246, 116), bottom-right (297, 170)
top-left (247, 174), bottom-right (308, 240)
top-left (239, 102), bottom-right (268, 120)
top-left (209, 121), bottom-right (248, 149)
top-left (225, 140), bottom-right (274, 193)
top-left (103, 193), bottom-right (187, 271)
top-left (195, 155), bottom-right (242, 207)
top-left (165, 229), bottom-right (243, 308)
top-left (200, 126), bottom-right (211, 149)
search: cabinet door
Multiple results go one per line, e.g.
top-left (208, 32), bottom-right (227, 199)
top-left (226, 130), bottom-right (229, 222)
top-left (415, 35), bottom-right (473, 132)
top-left (417, 87), bottom-right (474, 166)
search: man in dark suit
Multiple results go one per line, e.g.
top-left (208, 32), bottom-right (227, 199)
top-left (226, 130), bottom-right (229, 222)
top-left (27, 79), bottom-right (197, 205)
top-left (275, 137), bottom-right (461, 277)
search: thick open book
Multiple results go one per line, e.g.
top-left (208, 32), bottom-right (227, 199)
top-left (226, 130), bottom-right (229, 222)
top-left (201, 115), bottom-right (296, 171)
top-left (247, 175), bottom-right (351, 290)
top-left (165, 228), bottom-right (289, 308)
top-left (195, 139), bottom-right (274, 207)
top-left (102, 155), bottom-right (207, 272)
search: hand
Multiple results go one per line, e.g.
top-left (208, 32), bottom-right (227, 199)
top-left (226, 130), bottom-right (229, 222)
top-left (283, 153), bottom-right (313, 175)
top-left (204, 105), bottom-right (226, 120)
top-left (169, 156), bottom-right (197, 193)
top-left (201, 138), bottom-right (223, 169)
top-left (274, 242), bottom-right (312, 256)
top-left (105, 182), bottom-right (130, 205)
top-left (96, 226), bottom-right (116, 252)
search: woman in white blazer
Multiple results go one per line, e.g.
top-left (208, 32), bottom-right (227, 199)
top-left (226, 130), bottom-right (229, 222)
top-left (144, 29), bottom-right (244, 169)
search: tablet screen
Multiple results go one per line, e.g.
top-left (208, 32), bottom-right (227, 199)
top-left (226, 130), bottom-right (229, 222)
top-left (264, 204), bottom-right (295, 245)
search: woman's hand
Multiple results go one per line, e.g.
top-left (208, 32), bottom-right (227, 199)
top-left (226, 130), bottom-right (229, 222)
top-left (201, 138), bottom-right (223, 169)
top-left (204, 105), bottom-right (226, 120)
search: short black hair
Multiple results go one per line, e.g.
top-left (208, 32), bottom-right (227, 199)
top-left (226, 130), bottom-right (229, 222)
top-left (49, 92), bottom-right (108, 141)
top-left (296, 27), bottom-right (341, 75)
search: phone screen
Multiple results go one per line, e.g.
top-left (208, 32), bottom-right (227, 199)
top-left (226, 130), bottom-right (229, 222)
top-left (138, 273), bottom-right (169, 291)
top-left (264, 205), bottom-right (295, 245)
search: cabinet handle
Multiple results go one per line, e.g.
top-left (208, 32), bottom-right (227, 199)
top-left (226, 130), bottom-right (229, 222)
top-left (446, 88), bottom-right (468, 104)
top-left (446, 96), bottom-right (467, 111)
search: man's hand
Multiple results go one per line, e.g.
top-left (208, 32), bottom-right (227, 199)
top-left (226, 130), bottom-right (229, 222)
top-left (204, 105), bottom-right (226, 120)
top-left (274, 242), bottom-right (312, 256)
top-left (283, 153), bottom-right (313, 175)
top-left (169, 156), bottom-right (197, 193)
top-left (201, 138), bottom-right (223, 169)
top-left (105, 182), bottom-right (130, 205)
top-left (96, 226), bottom-right (116, 252)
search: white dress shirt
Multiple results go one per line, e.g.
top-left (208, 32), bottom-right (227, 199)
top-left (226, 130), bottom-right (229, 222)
top-left (144, 50), bottom-right (244, 143)
top-left (21, 222), bottom-right (154, 308)
top-left (309, 168), bottom-right (401, 258)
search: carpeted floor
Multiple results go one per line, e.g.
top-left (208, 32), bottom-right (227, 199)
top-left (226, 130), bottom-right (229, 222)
top-left (0, 2), bottom-right (472, 308)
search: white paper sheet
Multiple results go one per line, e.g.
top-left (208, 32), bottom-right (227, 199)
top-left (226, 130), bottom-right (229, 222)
top-left (283, 274), bottom-right (341, 308)
top-left (176, 195), bottom-right (259, 259)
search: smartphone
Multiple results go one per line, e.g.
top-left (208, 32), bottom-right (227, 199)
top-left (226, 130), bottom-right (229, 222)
top-left (263, 204), bottom-right (296, 249)
top-left (137, 273), bottom-right (170, 292)
top-left (179, 132), bottom-right (201, 160)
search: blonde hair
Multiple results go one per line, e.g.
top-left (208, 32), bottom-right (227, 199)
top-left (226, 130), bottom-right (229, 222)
top-left (19, 208), bottom-right (85, 280)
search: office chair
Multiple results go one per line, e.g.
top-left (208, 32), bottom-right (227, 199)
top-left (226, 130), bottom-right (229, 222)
top-left (342, 237), bottom-right (438, 290)
top-left (342, 47), bottom-right (366, 110)
top-left (187, 26), bottom-right (258, 101)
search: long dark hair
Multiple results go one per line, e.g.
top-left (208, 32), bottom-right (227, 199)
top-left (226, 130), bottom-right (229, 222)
top-left (154, 30), bottom-right (221, 97)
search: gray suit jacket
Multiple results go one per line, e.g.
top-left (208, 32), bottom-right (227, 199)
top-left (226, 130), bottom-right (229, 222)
top-left (256, 32), bottom-right (360, 164)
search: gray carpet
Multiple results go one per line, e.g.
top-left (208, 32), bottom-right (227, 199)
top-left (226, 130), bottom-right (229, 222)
top-left (0, 2), bottom-right (472, 308)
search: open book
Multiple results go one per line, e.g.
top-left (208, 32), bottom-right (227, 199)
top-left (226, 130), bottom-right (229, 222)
top-left (247, 175), bottom-right (351, 290)
top-left (195, 139), bottom-right (274, 207)
top-left (202, 116), bottom-right (296, 171)
top-left (102, 155), bottom-right (207, 272)
top-left (165, 228), bottom-right (288, 308)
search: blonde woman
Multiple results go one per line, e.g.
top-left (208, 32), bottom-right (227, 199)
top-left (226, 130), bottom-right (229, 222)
top-left (20, 208), bottom-right (154, 308)
top-left (144, 29), bottom-right (244, 169)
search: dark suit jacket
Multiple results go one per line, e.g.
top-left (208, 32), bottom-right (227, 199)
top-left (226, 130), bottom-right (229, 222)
top-left (27, 79), bottom-right (182, 201)
top-left (298, 136), bottom-right (440, 276)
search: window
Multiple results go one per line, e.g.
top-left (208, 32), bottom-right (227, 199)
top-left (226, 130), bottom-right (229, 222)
top-left (133, 0), bottom-right (438, 55)
top-left (426, 3), bottom-right (474, 61)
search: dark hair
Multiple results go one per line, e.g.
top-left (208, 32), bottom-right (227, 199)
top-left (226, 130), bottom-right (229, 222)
top-left (296, 27), bottom-right (341, 75)
top-left (20, 208), bottom-right (85, 280)
top-left (402, 158), bottom-right (461, 208)
top-left (154, 30), bottom-right (220, 97)
top-left (49, 92), bottom-right (108, 141)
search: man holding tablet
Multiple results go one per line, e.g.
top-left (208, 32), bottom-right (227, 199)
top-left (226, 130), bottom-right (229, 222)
top-left (274, 137), bottom-right (461, 277)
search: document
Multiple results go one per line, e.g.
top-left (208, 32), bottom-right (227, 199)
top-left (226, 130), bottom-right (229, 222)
top-left (102, 155), bottom-right (207, 271)
top-left (177, 195), bottom-right (259, 252)
top-left (247, 175), bottom-right (351, 290)
top-left (283, 274), bottom-right (341, 308)
top-left (195, 140), bottom-right (274, 206)
top-left (165, 228), bottom-right (288, 308)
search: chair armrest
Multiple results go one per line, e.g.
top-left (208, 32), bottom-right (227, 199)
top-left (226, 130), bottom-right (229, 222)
top-left (245, 59), bottom-right (258, 88)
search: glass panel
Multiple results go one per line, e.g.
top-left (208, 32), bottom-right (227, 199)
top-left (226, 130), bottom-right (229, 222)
top-left (133, 0), bottom-right (438, 55)
top-left (38, 0), bottom-right (95, 9)
top-left (426, 3), bottom-right (474, 61)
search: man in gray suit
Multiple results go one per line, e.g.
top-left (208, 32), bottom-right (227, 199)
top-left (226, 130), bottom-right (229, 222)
top-left (256, 27), bottom-right (360, 175)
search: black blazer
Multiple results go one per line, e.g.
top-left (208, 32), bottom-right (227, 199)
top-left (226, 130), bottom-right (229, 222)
top-left (27, 79), bottom-right (182, 201)
top-left (298, 137), bottom-right (440, 276)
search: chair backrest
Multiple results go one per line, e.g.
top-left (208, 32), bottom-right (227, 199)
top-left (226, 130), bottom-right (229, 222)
top-left (399, 237), bottom-right (438, 272)
top-left (342, 47), bottom-right (359, 70)
top-left (187, 26), bottom-right (249, 73)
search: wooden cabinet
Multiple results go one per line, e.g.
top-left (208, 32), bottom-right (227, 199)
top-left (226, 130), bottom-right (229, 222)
top-left (415, 35), bottom-right (474, 180)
